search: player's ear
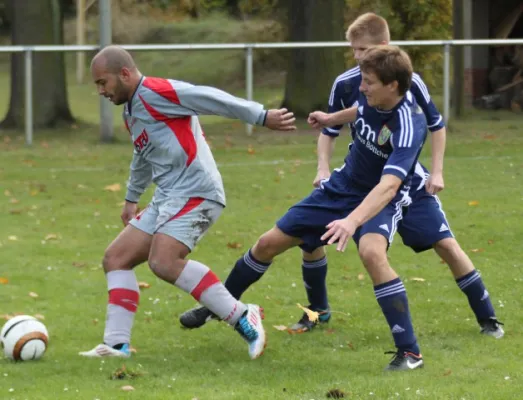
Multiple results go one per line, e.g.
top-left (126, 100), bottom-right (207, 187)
top-left (389, 80), bottom-right (399, 94)
top-left (120, 67), bottom-right (131, 80)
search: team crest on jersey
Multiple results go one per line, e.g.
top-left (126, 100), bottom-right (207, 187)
top-left (378, 125), bottom-right (392, 146)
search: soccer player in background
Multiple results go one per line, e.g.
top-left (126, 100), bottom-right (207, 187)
top-left (180, 12), bottom-right (504, 341)
top-left (187, 45), bottom-right (430, 371)
top-left (79, 45), bottom-right (296, 360)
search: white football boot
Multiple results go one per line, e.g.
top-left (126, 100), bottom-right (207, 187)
top-left (79, 343), bottom-right (131, 358)
top-left (234, 304), bottom-right (266, 359)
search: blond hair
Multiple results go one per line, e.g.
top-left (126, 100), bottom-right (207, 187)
top-left (359, 45), bottom-right (413, 95)
top-left (346, 12), bottom-right (390, 44)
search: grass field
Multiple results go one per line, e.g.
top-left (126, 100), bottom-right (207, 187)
top-left (0, 97), bottom-right (522, 399)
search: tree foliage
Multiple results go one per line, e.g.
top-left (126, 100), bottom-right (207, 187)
top-left (345, 0), bottom-right (452, 88)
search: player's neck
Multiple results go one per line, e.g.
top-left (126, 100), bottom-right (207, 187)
top-left (127, 73), bottom-right (144, 103)
top-left (377, 94), bottom-right (403, 111)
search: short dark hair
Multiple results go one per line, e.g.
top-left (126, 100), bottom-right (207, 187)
top-left (359, 45), bottom-right (413, 96)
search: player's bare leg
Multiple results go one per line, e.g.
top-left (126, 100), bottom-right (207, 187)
top-left (358, 233), bottom-right (423, 371)
top-left (179, 227), bottom-right (302, 329)
top-left (149, 233), bottom-right (266, 359)
top-left (79, 225), bottom-right (152, 358)
top-left (433, 238), bottom-right (503, 338)
top-left (289, 247), bottom-right (331, 333)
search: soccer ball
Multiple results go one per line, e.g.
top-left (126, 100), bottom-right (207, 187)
top-left (1, 315), bottom-right (49, 361)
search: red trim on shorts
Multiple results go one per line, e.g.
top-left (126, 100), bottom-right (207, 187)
top-left (142, 77), bottom-right (180, 104)
top-left (167, 197), bottom-right (205, 222)
top-left (190, 270), bottom-right (220, 301)
top-left (138, 95), bottom-right (197, 167)
top-left (109, 288), bottom-right (139, 313)
top-left (134, 205), bottom-right (148, 221)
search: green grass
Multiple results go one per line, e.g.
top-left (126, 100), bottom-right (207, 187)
top-left (0, 101), bottom-right (522, 399)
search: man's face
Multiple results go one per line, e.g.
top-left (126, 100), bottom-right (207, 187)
top-left (359, 70), bottom-right (396, 109)
top-left (351, 36), bottom-right (386, 63)
top-left (92, 62), bottom-right (129, 105)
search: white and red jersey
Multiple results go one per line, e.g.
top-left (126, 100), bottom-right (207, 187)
top-left (123, 77), bottom-right (267, 206)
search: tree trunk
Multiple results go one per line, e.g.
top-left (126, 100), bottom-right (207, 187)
top-left (281, 0), bottom-right (346, 117)
top-left (0, 0), bottom-right (74, 130)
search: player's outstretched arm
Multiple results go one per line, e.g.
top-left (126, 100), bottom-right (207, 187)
top-left (263, 108), bottom-right (296, 131)
top-left (308, 106), bottom-right (358, 129)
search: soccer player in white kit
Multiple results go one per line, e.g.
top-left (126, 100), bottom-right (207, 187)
top-left (79, 45), bottom-right (295, 360)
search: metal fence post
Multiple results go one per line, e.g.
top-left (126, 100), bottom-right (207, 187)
top-left (24, 49), bottom-right (33, 146)
top-left (99, 0), bottom-right (113, 142)
top-left (245, 46), bottom-right (253, 135)
top-left (443, 42), bottom-right (451, 125)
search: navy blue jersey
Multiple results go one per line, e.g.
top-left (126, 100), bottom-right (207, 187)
top-left (322, 92), bottom-right (428, 194)
top-left (324, 66), bottom-right (444, 138)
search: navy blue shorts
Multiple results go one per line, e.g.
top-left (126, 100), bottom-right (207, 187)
top-left (277, 182), bottom-right (453, 254)
top-left (397, 188), bottom-right (454, 252)
top-left (276, 185), bottom-right (411, 253)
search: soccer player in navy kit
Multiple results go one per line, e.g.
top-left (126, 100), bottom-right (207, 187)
top-left (187, 45), bottom-right (429, 371)
top-left (291, 13), bottom-right (502, 338)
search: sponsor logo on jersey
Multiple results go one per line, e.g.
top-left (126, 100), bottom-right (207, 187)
top-left (133, 129), bottom-right (149, 152)
top-left (355, 117), bottom-right (376, 142)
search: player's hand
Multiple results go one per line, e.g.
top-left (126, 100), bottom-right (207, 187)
top-left (321, 217), bottom-right (357, 252)
top-left (307, 111), bottom-right (331, 129)
top-left (264, 108), bottom-right (296, 131)
top-left (121, 201), bottom-right (138, 226)
top-left (425, 172), bottom-right (444, 195)
top-left (313, 169), bottom-right (330, 187)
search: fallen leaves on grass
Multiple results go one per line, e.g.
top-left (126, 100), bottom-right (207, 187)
top-left (28, 292), bottom-right (39, 298)
top-left (410, 277), bottom-right (426, 282)
top-left (468, 200), bottom-right (479, 206)
top-left (121, 386), bottom-right (135, 391)
top-left (8, 236), bottom-right (18, 241)
top-left (0, 277), bottom-right (8, 284)
top-left (110, 365), bottom-right (143, 380)
top-left (226, 242), bottom-right (242, 249)
top-left (273, 325), bottom-right (288, 331)
top-left (34, 314), bottom-right (45, 320)
top-left (104, 183), bottom-right (121, 192)
top-left (296, 303), bottom-right (318, 323)
top-left (138, 282), bottom-right (151, 289)
top-left (326, 388), bottom-right (346, 398)
top-left (72, 262), bottom-right (87, 268)
top-left (45, 233), bottom-right (59, 241)
top-left (470, 248), bottom-right (484, 253)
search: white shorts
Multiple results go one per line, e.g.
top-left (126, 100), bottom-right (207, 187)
top-left (129, 197), bottom-right (223, 250)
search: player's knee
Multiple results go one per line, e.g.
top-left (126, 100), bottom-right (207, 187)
top-left (358, 241), bottom-right (387, 268)
top-left (434, 238), bottom-right (462, 260)
top-left (302, 247), bottom-right (326, 261)
top-left (102, 248), bottom-right (122, 273)
top-left (253, 231), bottom-right (280, 261)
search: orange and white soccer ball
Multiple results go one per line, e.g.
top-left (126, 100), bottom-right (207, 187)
top-left (1, 315), bottom-right (49, 361)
